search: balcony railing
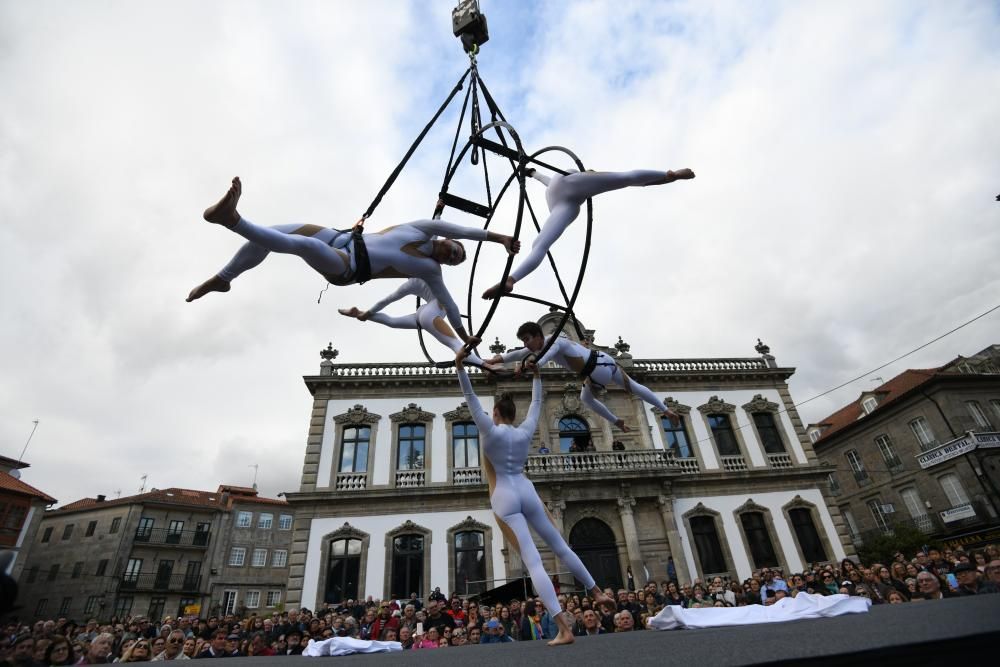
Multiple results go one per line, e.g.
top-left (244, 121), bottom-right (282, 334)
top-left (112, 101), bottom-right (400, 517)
top-left (526, 450), bottom-right (674, 475)
top-left (632, 358), bottom-right (769, 372)
top-left (119, 573), bottom-right (202, 592)
top-left (395, 470), bottom-right (426, 488)
top-left (335, 472), bottom-right (367, 491)
top-left (322, 358), bottom-right (771, 378)
top-left (665, 455), bottom-right (701, 475)
top-left (133, 528), bottom-right (210, 548)
top-left (453, 468), bottom-right (482, 485)
top-left (767, 453), bottom-right (793, 469)
top-left (720, 455), bottom-right (748, 472)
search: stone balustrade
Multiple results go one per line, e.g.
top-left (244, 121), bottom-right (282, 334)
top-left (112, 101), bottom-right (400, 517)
top-left (335, 472), bottom-right (367, 491)
top-left (395, 470), bottom-right (426, 488)
top-left (453, 468), bottom-right (483, 485)
top-left (720, 455), bottom-right (748, 472)
top-left (767, 453), bottom-right (793, 469)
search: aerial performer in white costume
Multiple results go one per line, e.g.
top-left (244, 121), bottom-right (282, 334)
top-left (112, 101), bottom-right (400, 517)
top-left (338, 278), bottom-right (488, 367)
top-left (187, 178), bottom-right (519, 344)
top-left (488, 321), bottom-right (680, 432)
top-left (482, 167), bottom-right (695, 298)
top-left (454, 347), bottom-right (616, 646)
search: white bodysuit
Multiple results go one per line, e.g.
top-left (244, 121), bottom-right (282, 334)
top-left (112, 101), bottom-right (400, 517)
top-left (457, 368), bottom-right (598, 618)
top-left (511, 169), bottom-right (669, 282)
top-left (363, 278), bottom-right (486, 366)
top-left (217, 218), bottom-right (488, 334)
top-left (501, 335), bottom-right (672, 426)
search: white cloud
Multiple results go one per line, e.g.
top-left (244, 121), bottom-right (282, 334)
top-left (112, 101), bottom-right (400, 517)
top-left (2, 0), bottom-right (998, 504)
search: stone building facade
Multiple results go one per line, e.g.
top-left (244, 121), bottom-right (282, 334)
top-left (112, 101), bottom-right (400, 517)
top-left (15, 485), bottom-right (290, 622)
top-left (808, 345), bottom-right (1000, 550)
top-left (285, 315), bottom-right (851, 609)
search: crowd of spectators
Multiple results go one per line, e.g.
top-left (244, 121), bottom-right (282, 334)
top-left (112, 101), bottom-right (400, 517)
top-left (3, 544), bottom-right (997, 663)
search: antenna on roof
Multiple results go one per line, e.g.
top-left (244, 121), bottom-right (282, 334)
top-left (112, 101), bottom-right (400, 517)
top-left (870, 377), bottom-right (884, 385)
top-left (249, 464), bottom-right (259, 491)
top-left (11, 419), bottom-right (40, 478)
top-left (114, 489), bottom-right (122, 499)
top-left (139, 474), bottom-right (148, 493)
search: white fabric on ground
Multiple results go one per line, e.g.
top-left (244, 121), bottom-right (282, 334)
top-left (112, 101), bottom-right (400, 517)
top-left (646, 593), bottom-right (870, 630)
top-left (301, 637), bottom-right (402, 657)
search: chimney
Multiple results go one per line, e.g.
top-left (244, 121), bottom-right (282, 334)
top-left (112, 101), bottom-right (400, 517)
top-left (96, 495), bottom-right (106, 502)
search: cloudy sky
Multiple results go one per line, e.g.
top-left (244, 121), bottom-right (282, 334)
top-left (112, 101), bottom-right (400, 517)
top-left (2, 0), bottom-right (998, 506)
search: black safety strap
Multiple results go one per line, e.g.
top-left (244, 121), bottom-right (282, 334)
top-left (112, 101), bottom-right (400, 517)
top-left (362, 67), bottom-right (472, 221)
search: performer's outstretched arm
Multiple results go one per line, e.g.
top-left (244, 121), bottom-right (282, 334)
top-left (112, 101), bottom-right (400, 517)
top-left (518, 366), bottom-right (544, 438)
top-left (456, 351), bottom-right (495, 436)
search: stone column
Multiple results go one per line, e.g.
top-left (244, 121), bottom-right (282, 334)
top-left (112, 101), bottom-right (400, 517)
top-left (617, 496), bottom-right (645, 588)
top-left (546, 499), bottom-right (567, 577)
top-left (657, 492), bottom-right (690, 585)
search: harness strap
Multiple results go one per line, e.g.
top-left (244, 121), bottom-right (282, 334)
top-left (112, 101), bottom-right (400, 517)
top-left (323, 229), bottom-right (372, 286)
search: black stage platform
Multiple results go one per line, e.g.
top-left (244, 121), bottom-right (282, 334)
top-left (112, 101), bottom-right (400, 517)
top-left (230, 595), bottom-right (999, 666)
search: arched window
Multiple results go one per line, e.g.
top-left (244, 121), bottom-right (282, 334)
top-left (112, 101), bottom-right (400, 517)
top-left (454, 531), bottom-right (486, 595)
top-left (325, 538), bottom-right (361, 604)
top-left (661, 415), bottom-right (692, 458)
top-left (339, 426), bottom-right (370, 473)
top-left (707, 414), bottom-right (740, 456)
top-left (740, 512), bottom-right (779, 569)
top-left (397, 424), bottom-right (425, 470)
top-left (788, 508), bottom-right (828, 563)
top-left (690, 515), bottom-right (727, 575)
top-left (752, 413), bottom-right (785, 454)
top-left (390, 534), bottom-right (424, 599)
top-left (453, 422), bottom-right (479, 469)
top-left (558, 415), bottom-right (590, 453)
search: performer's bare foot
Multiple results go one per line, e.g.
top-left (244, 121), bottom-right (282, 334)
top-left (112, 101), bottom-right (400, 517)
top-left (338, 307), bottom-right (362, 319)
top-left (203, 177), bottom-right (242, 228)
top-left (186, 275), bottom-right (231, 302)
top-left (646, 168), bottom-right (695, 185)
top-left (614, 419), bottom-right (631, 432)
top-left (547, 611), bottom-right (576, 646)
top-left (482, 276), bottom-right (515, 300)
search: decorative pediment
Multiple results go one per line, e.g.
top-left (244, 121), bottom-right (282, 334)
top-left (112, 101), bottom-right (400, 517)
top-left (654, 397), bottom-right (691, 417)
top-left (742, 394), bottom-right (780, 414)
top-left (390, 403), bottom-right (436, 424)
top-left (326, 522), bottom-right (368, 541)
top-left (387, 519), bottom-right (431, 537)
top-left (449, 515), bottom-right (490, 533)
top-left (682, 502), bottom-right (721, 519)
top-left (782, 495), bottom-right (816, 512)
top-left (443, 402), bottom-right (474, 422)
top-left (333, 404), bottom-right (381, 425)
top-left (734, 498), bottom-right (771, 516)
top-left (697, 396), bottom-right (736, 415)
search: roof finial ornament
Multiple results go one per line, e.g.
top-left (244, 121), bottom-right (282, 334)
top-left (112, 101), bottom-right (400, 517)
top-left (489, 337), bottom-right (506, 354)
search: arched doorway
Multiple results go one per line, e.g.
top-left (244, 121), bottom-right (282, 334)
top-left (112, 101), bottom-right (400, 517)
top-left (569, 518), bottom-right (622, 590)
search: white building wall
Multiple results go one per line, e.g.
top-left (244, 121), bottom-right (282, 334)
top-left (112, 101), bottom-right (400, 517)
top-left (645, 388), bottom-right (808, 467)
top-left (301, 509), bottom-right (506, 607)
top-left (673, 488), bottom-right (846, 581)
top-left (317, 394), bottom-right (493, 489)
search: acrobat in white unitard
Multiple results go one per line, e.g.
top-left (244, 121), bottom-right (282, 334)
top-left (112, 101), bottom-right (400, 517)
top-left (482, 166), bottom-right (694, 298)
top-left (488, 321), bottom-right (679, 432)
top-left (454, 349), bottom-right (615, 646)
top-left (338, 278), bottom-right (487, 366)
top-left (188, 178), bottom-right (518, 343)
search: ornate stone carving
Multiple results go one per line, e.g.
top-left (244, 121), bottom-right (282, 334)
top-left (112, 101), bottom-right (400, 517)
top-left (326, 522), bottom-right (368, 540)
top-left (741, 394), bottom-right (780, 414)
top-left (577, 506), bottom-right (602, 519)
top-left (320, 343), bottom-right (339, 362)
top-left (450, 515), bottom-right (489, 532)
top-left (443, 402), bottom-right (474, 422)
top-left (560, 383), bottom-right (583, 414)
top-left (546, 500), bottom-right (567, 518)
top-left (387, 519), bottom-right (431, 536)
top-left (654, 397), bottom-right (691, 417)
top-left (333, 404), bottom-right (381, 425)
top-left (682, 502), bottom-right (722, 520)
top-left (697, 396), bottom-right (736, 415)
top-left (617, 497), bottom-right (636, 515)
top-left (734, 498), bottom-right (770, 515)
top-left (389, 403), bottom-right (435, 424)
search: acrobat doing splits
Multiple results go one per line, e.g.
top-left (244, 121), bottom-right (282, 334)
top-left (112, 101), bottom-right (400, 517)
top-left (488, 321), bottom-right (680, 432)
top-left (188, 178), bottom-right (518, 343)
top-left (454, 347), bottom-right (616, 646)
top-left (338, 278), bottom-right (488, 367)
top-left (482, 166), bottom-right (694, 298)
